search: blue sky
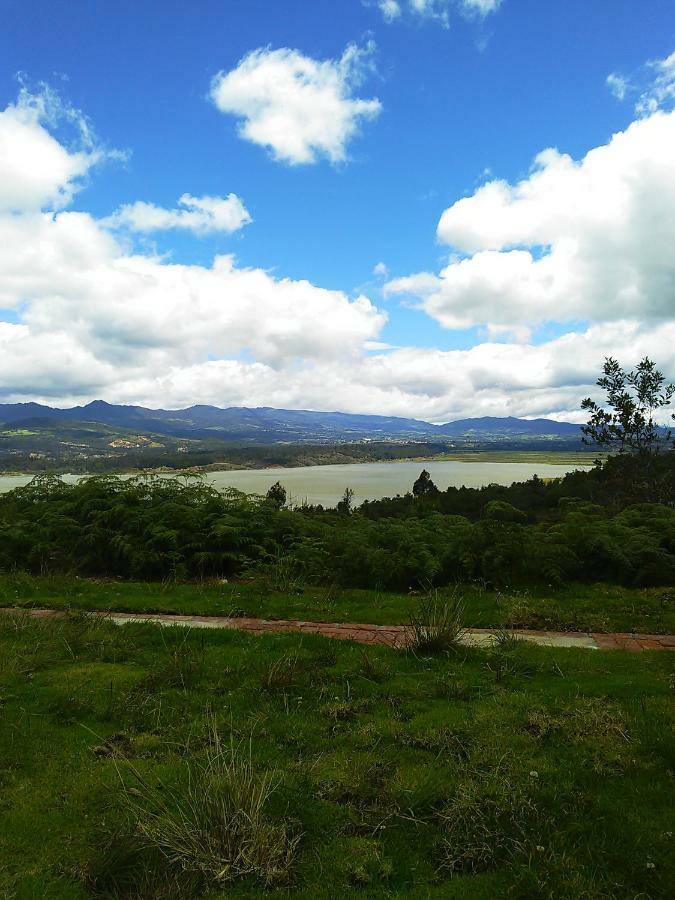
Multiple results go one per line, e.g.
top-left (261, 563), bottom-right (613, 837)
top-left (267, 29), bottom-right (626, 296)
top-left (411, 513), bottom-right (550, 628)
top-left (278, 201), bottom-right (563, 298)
top-left (0, 0), bottom-right (673, 419)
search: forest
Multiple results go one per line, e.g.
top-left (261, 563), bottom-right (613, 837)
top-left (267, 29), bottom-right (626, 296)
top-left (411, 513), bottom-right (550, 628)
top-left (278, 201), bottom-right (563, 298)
top-left (0, 452), bottom-right (672, 591)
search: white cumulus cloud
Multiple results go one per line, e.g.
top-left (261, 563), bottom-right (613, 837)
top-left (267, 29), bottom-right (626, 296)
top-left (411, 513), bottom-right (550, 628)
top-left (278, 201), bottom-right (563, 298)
top-left (387, 109), bottom-right (675, 332)
top-left (0, 88), bottom-right (385, 402)
top-left (104, 193), bottom-right (251, 236)
top-left (210, 43), bottom-right (381, 165)
top-left (0, 213), bottom-right (385, 370)
top-left (0, 84), bottom-right (117, 213)
top-left (0, 83), bottom-right (673, 424)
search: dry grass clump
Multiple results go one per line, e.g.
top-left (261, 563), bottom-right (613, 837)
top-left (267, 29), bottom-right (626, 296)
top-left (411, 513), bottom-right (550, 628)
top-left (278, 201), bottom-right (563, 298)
top-left (524, 697), bottom-right (630, 744)
top-left (118, 728), bottom-right (300, 887)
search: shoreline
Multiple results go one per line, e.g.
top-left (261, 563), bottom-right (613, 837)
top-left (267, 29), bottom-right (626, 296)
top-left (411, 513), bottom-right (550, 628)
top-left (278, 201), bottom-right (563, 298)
top-left (0, 449), bottom-right (601, 480)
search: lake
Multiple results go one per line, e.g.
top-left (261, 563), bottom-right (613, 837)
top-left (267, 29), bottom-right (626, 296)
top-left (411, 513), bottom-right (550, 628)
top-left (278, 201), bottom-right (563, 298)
top-left (0, 459), bottom-right (591, 507)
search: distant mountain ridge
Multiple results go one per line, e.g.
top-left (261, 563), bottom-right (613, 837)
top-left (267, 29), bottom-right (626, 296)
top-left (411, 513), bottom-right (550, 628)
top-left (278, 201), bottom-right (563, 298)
top-left (436, 416), bottom-right (581, 437)
top-left (0, 400), bottom-right (583, 443)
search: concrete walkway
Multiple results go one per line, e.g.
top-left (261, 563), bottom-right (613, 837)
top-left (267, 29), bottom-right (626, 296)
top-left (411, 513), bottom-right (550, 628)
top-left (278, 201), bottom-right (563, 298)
top-left (5, 607), bottom-right (674, 652)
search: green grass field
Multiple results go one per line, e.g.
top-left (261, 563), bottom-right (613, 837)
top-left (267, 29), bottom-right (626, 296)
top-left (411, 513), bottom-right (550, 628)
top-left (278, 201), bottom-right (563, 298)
top-left (1, 574), bottom-right (672, 634)
top-left (0, 611), bottom-right (672, 898)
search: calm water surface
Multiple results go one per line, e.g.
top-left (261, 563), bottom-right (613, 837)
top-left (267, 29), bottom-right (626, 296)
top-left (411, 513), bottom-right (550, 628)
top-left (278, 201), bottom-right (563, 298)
top-left (0, 460), bottom-right (590, 507)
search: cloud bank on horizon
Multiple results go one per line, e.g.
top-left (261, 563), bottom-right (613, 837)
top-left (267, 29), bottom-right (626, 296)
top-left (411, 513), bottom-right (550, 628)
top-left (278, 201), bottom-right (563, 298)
top-left (0, 36), bottom-right (674, 423)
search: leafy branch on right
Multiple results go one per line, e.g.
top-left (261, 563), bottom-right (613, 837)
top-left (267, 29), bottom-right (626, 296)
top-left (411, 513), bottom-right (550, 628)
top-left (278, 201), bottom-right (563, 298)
top-left (581, 356), bottom-right (674, 456)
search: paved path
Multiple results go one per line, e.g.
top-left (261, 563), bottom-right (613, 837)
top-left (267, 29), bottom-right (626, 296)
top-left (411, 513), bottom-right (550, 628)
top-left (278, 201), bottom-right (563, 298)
top-left (4, 608), bottom-right (674, 652)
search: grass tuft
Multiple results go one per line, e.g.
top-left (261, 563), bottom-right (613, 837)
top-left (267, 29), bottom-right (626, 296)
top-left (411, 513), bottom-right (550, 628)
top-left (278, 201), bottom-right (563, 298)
top-left (117, 727), bottom-right (300, 887)
top-left (261, 650), bottom-right (301, 691)
top-left (437, 770), bottom-right (544, 874)
top-left (357, 648), bottom-right (390, 683)
top-left (407, 590), bottom-right (465, 655)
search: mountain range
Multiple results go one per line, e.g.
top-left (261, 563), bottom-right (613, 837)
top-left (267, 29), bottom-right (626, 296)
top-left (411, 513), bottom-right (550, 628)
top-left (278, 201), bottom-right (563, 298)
top-left (0, 401), bottom-right (582, 443)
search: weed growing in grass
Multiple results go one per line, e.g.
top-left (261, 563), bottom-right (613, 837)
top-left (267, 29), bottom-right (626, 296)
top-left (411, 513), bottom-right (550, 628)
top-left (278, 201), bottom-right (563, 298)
top-left (627, 697), bottom-right (675, 768)
top-left (507, 845), bottom-right (617, 899)
top-left (321, 581), bottom-right (340, 611)
top-left (322, 700), bottom-right (359, 722)
top-left (524, 697), bottom-right (629, 744)
top-left (407, 590), bottom-right (465, 655)
top-left (567, 697), bottom-right (630, 742)
top-left (437, 770), bottom-right (545, 874)
top-left (85, 833), bottom-right (188, 899)
top-left (116, 728), bottom-right (300, 888)
top-left (89, 731), bottom-right (135, 760)
top-left (141, 628), bottom-right (205, 692)
top-left (397, 726), bottom-right (471, 760)
top-left (307, 646), bottom-right (338, 668)
top-left (45, 677), bottom-right (99, 726)
top-left (491, 627), bottom-right (524, 652)
top-left (382, 693), bottom-right (413, 722)
top-left (335, 836), bottom-right (393, 887)
top-left (497, 589), bottom-right (536, 627)
top-left (321, 697), bottom-right (374, 723)
top-left (486, 637), bottom-right (541, 684)
top-left (434, 672), bottom-right (485, 702)
top-left (254, 550), bottom-right (307, 594)
top-left (0, 612), bottom-right (66, 676)
top-left (117, 681), bottom-right (166, 733)
top-left (357, 648), bottom-right (390, 683)
top-left (261, 650), bottom-right (301, 691)
top-left (315, 757), bottom-right (393, 811)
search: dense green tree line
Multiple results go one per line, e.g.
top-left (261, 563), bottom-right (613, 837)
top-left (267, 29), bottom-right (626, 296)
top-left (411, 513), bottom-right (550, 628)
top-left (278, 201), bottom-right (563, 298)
top-left (359, 453), bottom-right (673, 520)
top-left (0, 455), bottom-right (672, 590)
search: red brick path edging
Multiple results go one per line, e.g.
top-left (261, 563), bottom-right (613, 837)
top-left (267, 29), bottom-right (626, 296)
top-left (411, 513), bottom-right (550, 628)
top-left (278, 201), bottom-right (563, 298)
top-left (591, 632), bottom-right (675, 652)
top-left (2, 607), bottom-right (673, 651)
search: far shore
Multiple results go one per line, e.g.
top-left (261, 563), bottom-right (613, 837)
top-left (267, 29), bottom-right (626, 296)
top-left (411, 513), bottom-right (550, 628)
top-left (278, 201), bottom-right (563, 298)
top-left (0, 448), bottom-right (602, 480)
